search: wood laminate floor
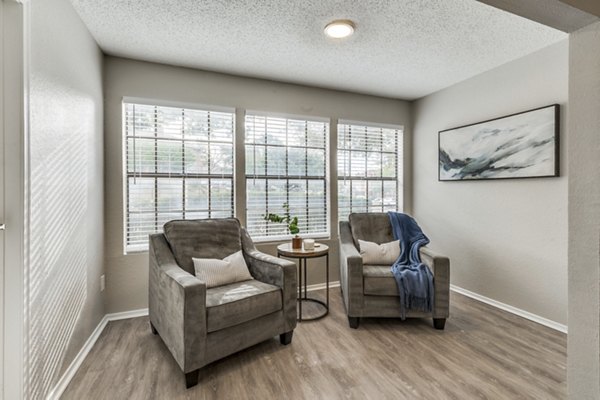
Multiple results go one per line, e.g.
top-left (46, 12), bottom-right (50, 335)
top-left (61, 290), bottom-right (566, 400)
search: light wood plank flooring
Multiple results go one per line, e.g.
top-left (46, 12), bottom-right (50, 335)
top-left (61, 290), bottom-right (566, 399)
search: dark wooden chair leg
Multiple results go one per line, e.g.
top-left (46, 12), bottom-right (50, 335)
top-left (280, 330), bottom-right (294, 345)
top-left (150, 322), bottom-right (158, 335)
top-left (185, 369), bottom-right (200, 389)
top-left (433, 318), bottom-right (446, 330)
top-left (348, 316), bottom-right (360, 329)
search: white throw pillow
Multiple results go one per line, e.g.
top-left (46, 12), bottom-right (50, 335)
top-left (192, 250), bottom-right (253, 288)
top-left (358, 239), bottom-right (401, 265)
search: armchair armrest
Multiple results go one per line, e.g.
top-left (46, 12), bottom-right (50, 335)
top-left (240, 229), bottom-right (297, 332)
top-left (149, 234), bottom-right (207, 372)
top-left (419, 246), bottom-right (450, 318)
top-left (339, 221), bottom-right (364, 316)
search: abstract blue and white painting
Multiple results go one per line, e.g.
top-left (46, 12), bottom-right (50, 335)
top-left (439, 105), bottom-right (559, 181)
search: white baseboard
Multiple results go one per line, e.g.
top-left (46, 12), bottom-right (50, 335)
top-left (306, 280), bottom-right (340, 292)
top-left (106, 308), bottom-right (149, 321)
top-left (450, 285), bottom-right (567, 334)
top-left (47, 314), bottom-right (110, 400)
top-left (48, 308), bottom-right (150, 400)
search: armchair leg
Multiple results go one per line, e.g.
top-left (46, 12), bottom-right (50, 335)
top-left (433, 318), bottom-right (446, 330)
top-left (348, 316), bottom-right (360, 329)
top-left (185, 369), bottom-right (200, 389)
top-left (150, 322), bottom-right (158, 335)
top-left (280, 330), bottom-right (294, 345)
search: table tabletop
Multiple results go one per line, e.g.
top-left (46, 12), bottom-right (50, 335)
top-left (277, 242), bottom-right (329, 258)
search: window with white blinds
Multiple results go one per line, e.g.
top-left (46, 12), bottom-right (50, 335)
top-left (124, 101), bottom-right (235, 252)
top-left (337, 121), bottom-right (403, 221)
top-left (245, 113), bottom-right (329, 240)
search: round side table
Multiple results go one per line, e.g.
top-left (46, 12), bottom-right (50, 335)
top-left (277, 243), bottom-right (329, 322)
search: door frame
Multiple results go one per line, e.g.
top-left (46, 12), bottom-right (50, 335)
top-left (2, 0), bottom-right (29, 399)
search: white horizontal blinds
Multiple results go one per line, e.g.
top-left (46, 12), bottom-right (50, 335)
top-left (124, 102), bottom-right (234, 252)
top-left (245, 113), bottom-right (329, 239)
top-left (337, 122), bottom-right (403, 221)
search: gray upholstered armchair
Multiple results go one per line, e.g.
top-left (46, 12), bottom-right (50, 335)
top-left (339, 213), bottom-right (450, 330)
top-left (148, 218), bottom-right (297, 388)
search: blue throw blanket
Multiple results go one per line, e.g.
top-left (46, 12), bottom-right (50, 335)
top-left (388, 212), bottom-right (434, 319)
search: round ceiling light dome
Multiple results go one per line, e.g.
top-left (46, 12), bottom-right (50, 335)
top-left (324, 20), bottom-right (355, 39)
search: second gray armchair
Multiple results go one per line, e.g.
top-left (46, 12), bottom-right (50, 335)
top-left (339, 213), bottom-right (450, 329)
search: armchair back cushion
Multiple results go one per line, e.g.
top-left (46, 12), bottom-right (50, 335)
top-left (164, 218), bottom-right (242, 275)
top-left (348, 213), bottom-right (394, 247)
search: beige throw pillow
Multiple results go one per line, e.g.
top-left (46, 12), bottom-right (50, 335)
top-left (192, 250), bottom-right (253, 288)
top-left (358, 239), bottom-right (401, 265)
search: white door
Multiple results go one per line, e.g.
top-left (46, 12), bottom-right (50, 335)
top-left (2, 1), bottom-right (26, 398)
top-left (0, 1), bottom-right (5, 395)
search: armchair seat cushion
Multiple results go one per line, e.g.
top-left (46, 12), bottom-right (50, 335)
top-left (363, 265), bottom-right (398, 296)
top-left (206, 280), bottom-right (282, 333)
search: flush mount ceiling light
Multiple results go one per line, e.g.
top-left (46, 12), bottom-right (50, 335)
top-left (324, 20), bottom-right (355, 39)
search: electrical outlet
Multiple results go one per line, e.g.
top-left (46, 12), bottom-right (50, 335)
top-left (100, 274), bottom-right (106, 292)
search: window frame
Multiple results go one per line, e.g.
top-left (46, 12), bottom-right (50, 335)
top-left (337, 119), bottom-right (404, 221)
top-left (244, 110), bottom-right (331, 243)
top-left (122, 97), bottom-right (236, 254)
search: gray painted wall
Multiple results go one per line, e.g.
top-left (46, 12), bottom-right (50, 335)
top-left (28, 0), bottom-right (104, 397)
top-left (568, 21), bottom-right (600, 399)
top-left (412, 40), bottom-right (568, 325)
top-left (103, 56), bottom-right (411, 313)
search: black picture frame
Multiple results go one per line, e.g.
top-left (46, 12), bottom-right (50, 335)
top-left (438, 104), bottom-right (560, 182)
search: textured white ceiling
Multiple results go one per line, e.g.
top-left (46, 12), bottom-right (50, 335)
top-left (70, 0), bottom-right (566, 100)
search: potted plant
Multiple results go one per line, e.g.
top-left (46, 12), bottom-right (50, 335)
top-left (264, 202), bottom-right (302, 249)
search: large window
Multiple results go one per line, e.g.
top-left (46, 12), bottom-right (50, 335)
top-left (123, 100), bottom-right (403, 249)
top-left (337, 121), bottom-right (403, 221)
top-left (124, 101), bottom-right (235, 252)
top-left (245, 113), bottom-right (329, 240)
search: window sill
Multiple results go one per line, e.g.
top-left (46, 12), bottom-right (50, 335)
top-left (251, 233), bottom-right (331, 245)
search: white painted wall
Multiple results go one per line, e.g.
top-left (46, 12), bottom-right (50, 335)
top-left (567, 20), bottom-right (600, 400)
top-left (28, 0), bottom-right (104, 398)
top-left (412, 40), bottom-right (568, 325)
top-left (103, 56), bottom-right (411, 313)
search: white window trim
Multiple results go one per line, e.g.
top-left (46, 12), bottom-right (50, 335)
top-left (246, 109), bottom-right (330, 124)
top-left (123, 96), bottom-right (235, 114)
top-left (251, 232), bottom-right (331, 245)
top-left (338, 119), bottom-right (404, 131)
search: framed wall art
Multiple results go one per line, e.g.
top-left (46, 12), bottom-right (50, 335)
top-left (438, 104), bottom-right (559, 181)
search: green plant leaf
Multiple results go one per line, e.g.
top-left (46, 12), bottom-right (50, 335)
top-left (263, 203), bottom-right (300, 235)
top-left (263, 213), bottom-right (285, 223)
